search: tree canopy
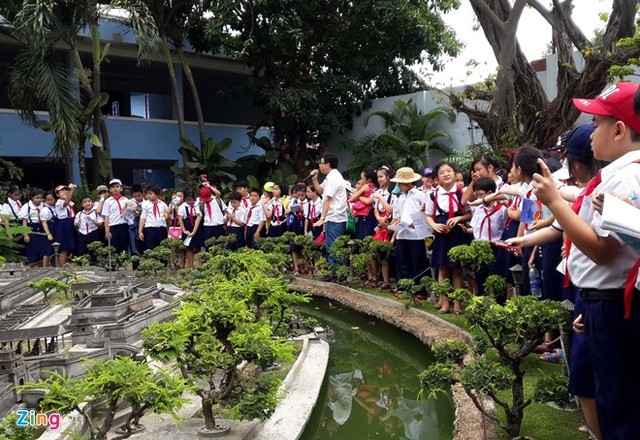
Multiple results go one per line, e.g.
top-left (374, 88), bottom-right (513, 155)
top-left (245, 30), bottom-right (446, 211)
top-left (199, 0), bottom-right (461, 175)
top-left (447, 0), bottom-right (640, 151)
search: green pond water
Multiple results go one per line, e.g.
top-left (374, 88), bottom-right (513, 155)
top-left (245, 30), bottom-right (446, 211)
top-left (299, 298), bottom-right (455, 440)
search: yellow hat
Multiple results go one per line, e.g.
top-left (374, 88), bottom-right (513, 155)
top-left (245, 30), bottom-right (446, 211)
top-left (263, 181), bottom-right (275, 192)
top-left (390, 167), bottom-right (421, 183)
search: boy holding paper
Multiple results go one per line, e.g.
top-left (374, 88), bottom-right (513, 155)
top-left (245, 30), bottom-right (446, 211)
top-left (532, 82), bottom-right (640, 439)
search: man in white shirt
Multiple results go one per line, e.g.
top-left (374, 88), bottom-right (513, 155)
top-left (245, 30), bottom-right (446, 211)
top-left (311, 153), bottom-right (347, 273)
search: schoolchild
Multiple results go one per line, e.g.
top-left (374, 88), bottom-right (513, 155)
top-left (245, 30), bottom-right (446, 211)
top-left (93, 185), bottom-right (109, 244)
top-left (102, 178), bottom-right (130, 254)
top-left (138, 186), bottom-right (169, 251)
top-left (125, 184), bottom-right (146, 256)
top-left (234, 180), bottom-right (251, 208)
top-left (54, 183), bottom-right (77, 266)
top-left (225, 191), bottom-right (247, 250)
top-left (198, 186), bottom-right (226, 247)
top-left (20, 188), bottom-right (54, 266)
top-left (467, 177), bottom-right (507, 243)
top-left (461, 154), bottom-right (503, 206)
top-left (370, 166), bottom-right (396, 289)
top-left (419, 167), bottom-right (435, 193)
top-left (389, 167), bottom-right (430, 291)
top-left (178, 191), bottom-right (203, 268)
top-left (74, 195), bottom-right (102, 256)
top-left (304, 185), bottom-right (323, 239)
top-left (507, 124), bottom-right (602, 439)
top-left (349, 168), bottom-right (377, 239)
top-left (245, 188), bottom-right (266, 249)
top-left (264, 183), bottom-right (287, 238)
top-left (287, 183), bottom-right (308, 275)
top-left (465, 177), bottom-right (507, 297)
top-left (454, 172), bottom-right (465, 190)
top-left (425, 162), bottom-right (472, 314)
top-left (168, 190), bottom-right (184, 233)
top-left (533, 82), bottom-right (640, 439)
top-left (1, 185), bottom-right (23, 228)
top-left (43, 191), bottom-right (58, 244)
top-left (510, 146), bottom-right (545, 296)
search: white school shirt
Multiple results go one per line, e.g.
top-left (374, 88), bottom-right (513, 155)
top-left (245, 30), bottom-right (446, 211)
top-left (140, 200), bottom-right (169, 228)
top-left (245, 203), bottom-right (266, 227)
top-left (55, 198), bottom-right (75, 219)
top-left (200, 198), bottom-right (226, 226)
top-left (2, 199), bottom-right (23, 220)
top-left (102, 195), bottom-right (130, 226)
top-left (305, 197), bottom-right (322, 221)
top-left (268, 198), bottom-right (286, 225)
top-left (373, 188), bottom-right (396, 214)
top-left (75, 210), bottom-right (102, 236)
top-left (424, 185), bottom-right (467, 218)
top-left (19, 201), bottom-right (52, 223)
top-left (469, 203), bottom-right (507, 242)
top-left (179, 202), bottom-right (202, 220)
top-left (226, 204), bottom-right (247, 228)
top-left (123, 199), bottom-right (146, 226)
top-left (395, 187), bottom-right (428, 240)
top-left (320, 169), bottom-right (348, 223)
top-left (561, 150), bottom-right (640, 289)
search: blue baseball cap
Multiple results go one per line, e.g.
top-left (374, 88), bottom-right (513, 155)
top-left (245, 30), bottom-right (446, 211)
top-left (565, 124), bottom-right (594, 159)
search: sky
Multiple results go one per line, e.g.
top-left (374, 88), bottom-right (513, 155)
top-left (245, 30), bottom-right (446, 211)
top-left (423, 0), bottom-right (613, 87)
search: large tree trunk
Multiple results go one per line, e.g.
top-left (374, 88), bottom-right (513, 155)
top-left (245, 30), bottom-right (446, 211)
top-left (91, 23), bottom-right (112, 184)
top-left (78, 139), bottom-right (89, 191)
top-left (449, 0), bottom-right (640, 152)
top-left (176, 47), bottom-right (207, 148)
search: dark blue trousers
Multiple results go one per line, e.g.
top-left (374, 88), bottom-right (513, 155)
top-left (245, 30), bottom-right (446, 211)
top-left (583, 291), bottom-right (640, 439)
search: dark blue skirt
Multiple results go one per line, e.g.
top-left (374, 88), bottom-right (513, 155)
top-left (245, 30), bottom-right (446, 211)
top-left (55, 217), bottom-right (76, 251)
top-left (355, 210), bottom-right (377, 239)
top-left (495, 219), bottom-right (520, 281)
top-left (431, 213), bottom-right (471, 268)
top-left (26, 228), bottom-right (53, 263)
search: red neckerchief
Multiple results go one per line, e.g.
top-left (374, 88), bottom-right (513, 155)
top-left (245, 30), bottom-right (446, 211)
top-left (153, 202), bottom-right (159, 219)
top-left (246, 204), bottom-right (258, 225)
top-left (188, 205), bottom-right (195, 225)
top-left (83, 210), bottom-right (94, 234)
top-left (432, 186), bottom-right (462, 219)
top-left (563, 171), bottom-right (602, 288)
top-left (111, 194), bottom-right (125, 214)
top-left (228, 208), bottom-right (236, 226)
top-left (480, 203), bottom-right (503, 242)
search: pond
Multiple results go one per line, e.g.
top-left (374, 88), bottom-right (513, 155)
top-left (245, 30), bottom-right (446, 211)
top-left (298, 297), bottom-right (455, 440)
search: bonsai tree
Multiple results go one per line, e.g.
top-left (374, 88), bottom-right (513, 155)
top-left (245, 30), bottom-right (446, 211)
top-left (448, 241), bottom-right (496, 295)
top-left (483, 274), bottom-right (508, 303)
top-left (87, 241), bottom-right (127, 271)
top-left (419, 295), bottom-right (569, 439)
top-left (19, 357), bottom-right (188, 440)
top-left (27, 278), bottom-right (70, 304)
top-left (143, 283), bottom-right (295, 433)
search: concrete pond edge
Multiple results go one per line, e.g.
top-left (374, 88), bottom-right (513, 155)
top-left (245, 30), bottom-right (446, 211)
top-left (290, 277), bottom-right (498, 440)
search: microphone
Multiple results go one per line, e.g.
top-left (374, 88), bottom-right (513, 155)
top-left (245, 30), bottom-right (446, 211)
top-left (302, 173), bottom-right (316, 182)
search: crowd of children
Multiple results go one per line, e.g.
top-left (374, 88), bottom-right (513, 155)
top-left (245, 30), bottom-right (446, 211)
top-left (4, 82), bottom-right (640, 439)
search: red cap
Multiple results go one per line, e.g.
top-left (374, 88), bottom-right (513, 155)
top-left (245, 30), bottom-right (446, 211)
top-left (573, 82), bottom-right (640, 134)
top-left (198, 187), bottom-right (212, 202)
